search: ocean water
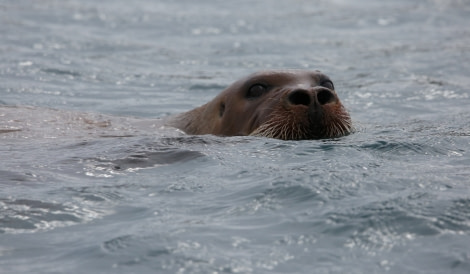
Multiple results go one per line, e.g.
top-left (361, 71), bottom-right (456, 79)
top-left (1, 0), bottom-right (470, 273)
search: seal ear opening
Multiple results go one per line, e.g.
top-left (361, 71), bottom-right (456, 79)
top-left (219, 102), bottom-right (225, 117)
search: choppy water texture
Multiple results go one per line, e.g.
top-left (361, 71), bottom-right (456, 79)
top-left (1, 0), bottom-right (470, 273)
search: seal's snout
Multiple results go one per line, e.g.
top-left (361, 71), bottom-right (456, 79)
top-left (287, 88), bottom-right (336, 107)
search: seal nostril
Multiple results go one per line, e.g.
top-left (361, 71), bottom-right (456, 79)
top-left (317, 89), bottom-right (334, 105)
top-left (288, 90), bottom-right (311, 106)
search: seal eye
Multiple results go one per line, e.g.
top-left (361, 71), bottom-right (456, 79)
top-left (321, 80), bottom-right (334, 90)
top-left (246, 84), bottom-right (267, 99)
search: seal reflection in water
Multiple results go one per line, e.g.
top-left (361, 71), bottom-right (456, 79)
top-left (168, 70), bottom-right (352, 140)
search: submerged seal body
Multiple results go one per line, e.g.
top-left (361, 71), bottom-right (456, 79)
top-left (168, 70), bottom-right (352, 140)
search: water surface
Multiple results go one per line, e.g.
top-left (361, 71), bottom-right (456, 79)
top-left (1, 0), bottom-right (470, 273)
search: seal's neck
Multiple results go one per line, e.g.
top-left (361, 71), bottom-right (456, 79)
top-left (165, 105), bottom-right (208, 135)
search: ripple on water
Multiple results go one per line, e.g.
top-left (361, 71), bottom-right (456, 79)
top-left (61, 138), bottom-right (208, 178)
top-left (0, 198), bottom-right (105, 234)
top-left (325, 193), bottom-right (470, 252)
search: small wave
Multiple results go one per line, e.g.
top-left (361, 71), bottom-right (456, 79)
top-left (81, 146), bottom-right (204, 177)
top-left (41, 68), bottom-right (81, 77)
top-left (0, 170), bottom-right (37, 183)
top-left (0, 198), bottom-right (105, 234)
top-left (360, 140), bottom-right (449, 157)
top-left (326, 194), bottom-right (470, 252)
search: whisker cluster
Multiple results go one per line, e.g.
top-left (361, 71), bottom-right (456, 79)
top-left (250, 107), bottom-right (351, 140)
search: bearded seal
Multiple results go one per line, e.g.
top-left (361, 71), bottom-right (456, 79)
top-left (167, 70), bottom-right (351, 140)
top-left (1, 70), bottom-right (351, 141)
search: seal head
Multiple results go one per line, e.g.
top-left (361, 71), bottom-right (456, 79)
top-left (168, 70), bottom-right (351, 140)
